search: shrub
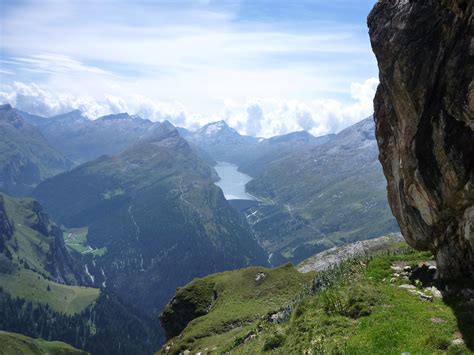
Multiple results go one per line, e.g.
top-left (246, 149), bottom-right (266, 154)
top-left (425, 335), bottom-right (450, 350)
top-left (320, 284), bottom-right (379, 319)
top-left (263, 333), bottom-right (285, 351)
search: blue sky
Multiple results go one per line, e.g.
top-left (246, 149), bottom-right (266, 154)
top-left (0, 0), bottom-right (378, 137)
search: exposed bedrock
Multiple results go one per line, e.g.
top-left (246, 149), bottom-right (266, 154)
top-left (368, 0), bottom-right (473, 278)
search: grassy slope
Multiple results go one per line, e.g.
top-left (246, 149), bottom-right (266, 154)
top-left (161, 244), bottom-right (473, 354)
top-left (233, 249), bottom-right (473, 354)
top-left (0, 194), bottom-right (100, 315)
top-left (3, 194), bottom-right (56, 277)
top-left (0, 331), bottom-right (87, 355)
top-left (160, 264), bottom-right (315, 354)
top-left (0, 270), bottom-right (99, 315)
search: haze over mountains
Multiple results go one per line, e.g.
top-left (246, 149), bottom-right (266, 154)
top-left (0, 102), bottom-right (398, 353)
top-left (0, 104), bottom-right (72, 196)
top-left (32, 121), bottom-right (267, 317)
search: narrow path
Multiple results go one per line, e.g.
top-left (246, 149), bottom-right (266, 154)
top-left (179, 176), bottom-right (203, 218)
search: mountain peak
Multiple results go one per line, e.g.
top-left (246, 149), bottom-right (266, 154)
top-left (160, 119), bottom-right (176, 131)
top-left (142, 120), bottom-right (179, 143)
top-left (198, 120), bottom-right (234, 136)
top-left (0, 103), bottom-right (13, 111)
top-left (268, 130), bottom-right (314, 143)
top-left (0, 104), bottom-right (25, 127)
top-left (52, 110), bottom-right (88, 122)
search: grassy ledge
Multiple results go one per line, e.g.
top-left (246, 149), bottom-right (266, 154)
top-left (0, 269), bottom-right (99, 315)
top-left (234, 248), bottom-right (474, 354)
top-left (159, 263), bottom-right (315, 354)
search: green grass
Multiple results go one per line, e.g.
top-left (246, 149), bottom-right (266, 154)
top-left (232, 249), bottom-right (473, 354)
top-left (165, 248), bottom-right (473, 354)
top-left (63, 227), bottom-right (107, 256)
top-left (160, 263), bottom-right (315, 354)
top-left (0, 269), bottom-right (99, 315)
top-left (0, 331), bottom-right (87, 355)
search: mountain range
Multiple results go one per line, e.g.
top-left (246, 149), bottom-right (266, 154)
top-left (0, 104), bottom-right (72, 196)
top-left (32, 120), bottom-right (267, 320)
top-left (0, 103), bottom-right (398, 353)
top-left (245, 117), bottom-right (398, 263)
top-left (18, 109), bottom-right (157, 164)
top-left (185, 116), bottom-right (398, 264)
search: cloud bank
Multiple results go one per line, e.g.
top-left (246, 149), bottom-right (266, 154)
top-left (1, 0), bottom-right (378, 127)
top-left (0, 78), bottom-right (378, 137)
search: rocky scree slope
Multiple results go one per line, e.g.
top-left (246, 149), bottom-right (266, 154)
top-left (368, 0), bottom-right (474, 278)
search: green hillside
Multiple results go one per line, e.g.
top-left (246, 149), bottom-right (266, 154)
top-left (0, 291), bottom-right (161, 355)
top-left (0, 192), bottom-right (98, 314)
top-left (0, 331), bottom-right (87, 355)
top-left (0, 193), bottom-right (86, 284)
top-left (0, 269), bottom-right (99, 315)
top-left (160, 263), bottom-right (315, 354)
top-left (0, 104), bottom-right (71, 196)
top-left (33, 123), bottom-right (267, 320)
top-left (0, 192), bottom-right (161, 354)
top-left (161, 244), bottom-right (473, 354)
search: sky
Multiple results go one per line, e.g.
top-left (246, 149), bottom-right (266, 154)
top-left (0, 0), bottom-right (378, 137)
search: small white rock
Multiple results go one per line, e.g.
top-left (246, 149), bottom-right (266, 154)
top-left (452, 338), bottom-right (465, 345)
top-left (428, 286), bottom-right (442, 298)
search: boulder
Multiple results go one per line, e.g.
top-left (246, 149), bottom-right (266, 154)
top-left (368, 0), bottom-right (474, 279)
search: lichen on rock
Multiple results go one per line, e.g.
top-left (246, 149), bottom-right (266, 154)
top-left (368, 0), bottom-right (473, 279)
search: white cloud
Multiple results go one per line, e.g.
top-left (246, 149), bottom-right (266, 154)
top-left (0, 1), bottom-right (377, 116)
top-left (0, 78), bottom-right (378, 137)
top-left (245, 103), bottom-right (264, 136)
top-left (10, 54), bottom-right (113, 76)
top-left (222, 77), bottom-right (378, 137)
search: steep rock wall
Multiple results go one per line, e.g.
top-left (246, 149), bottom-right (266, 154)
top-left (368, 0), bottom-right (473, 278)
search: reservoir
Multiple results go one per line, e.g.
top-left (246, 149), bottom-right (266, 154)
top-left (214, 162), bottom-right (256, 200)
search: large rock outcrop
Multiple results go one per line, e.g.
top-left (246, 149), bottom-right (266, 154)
top-left (368, 0), bottom-right (473, 279)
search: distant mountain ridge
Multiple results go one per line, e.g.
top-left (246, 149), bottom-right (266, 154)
top-left (187, 120), bottom-right (332, 176)
top-left (18, 109), bottom-right (157, 164)
top-left (4, 104), bottom-right (396, 267)
top-left (0, 104), bottom-right (72, 196)
top-left (245, 116), bottom-right (398, 264)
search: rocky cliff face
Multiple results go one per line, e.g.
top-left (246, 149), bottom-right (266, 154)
top-left (368, 0), bottom-right (473, 279)
top-left (0, 195), bottom-right (14, 255)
